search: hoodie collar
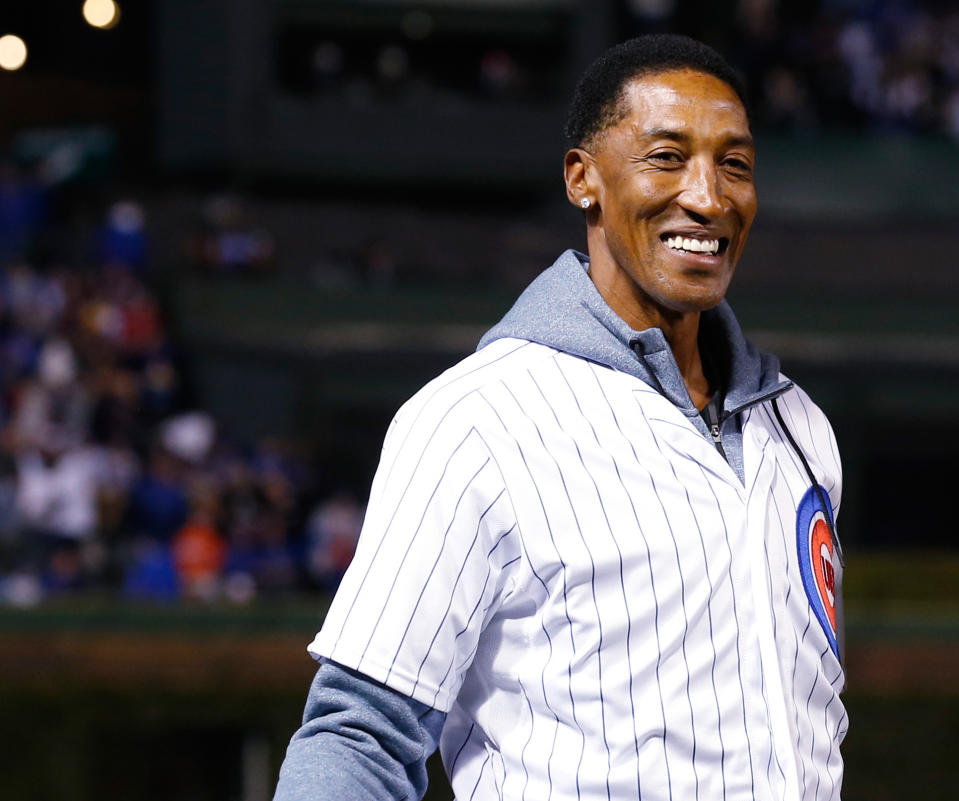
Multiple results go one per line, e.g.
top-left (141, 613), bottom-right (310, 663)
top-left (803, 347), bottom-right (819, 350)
top-left (478, 249), bottom-right (787, 419)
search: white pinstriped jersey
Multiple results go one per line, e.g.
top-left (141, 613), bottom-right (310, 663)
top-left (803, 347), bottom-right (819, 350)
top-left (310, 337), bottom-right (846, 801)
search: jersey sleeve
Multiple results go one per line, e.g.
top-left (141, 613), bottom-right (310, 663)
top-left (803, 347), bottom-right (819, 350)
top-left (309, 391), bottom-right (522, 713)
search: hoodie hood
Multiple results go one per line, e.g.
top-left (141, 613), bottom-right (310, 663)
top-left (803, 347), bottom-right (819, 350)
top-left (478, 250), bottom-right (789, 480)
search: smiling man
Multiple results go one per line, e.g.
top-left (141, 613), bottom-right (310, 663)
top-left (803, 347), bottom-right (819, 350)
top-left (276, 34), bottom-right (846, 801)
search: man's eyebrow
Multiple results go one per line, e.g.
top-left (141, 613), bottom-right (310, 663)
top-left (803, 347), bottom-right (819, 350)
top-left (641, 127), bottom-right (689, 143)
top-left (640, 128), bottom-right (755, 149)
top-left (723, 134), bottom-right (755, 149)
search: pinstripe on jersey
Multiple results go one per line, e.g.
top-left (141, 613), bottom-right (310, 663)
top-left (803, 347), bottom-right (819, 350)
top-left (310, 337), bottom-right (845, 801)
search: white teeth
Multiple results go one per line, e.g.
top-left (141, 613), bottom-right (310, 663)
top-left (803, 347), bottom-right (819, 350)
top-left (665, 236), bottom-right (720, 254)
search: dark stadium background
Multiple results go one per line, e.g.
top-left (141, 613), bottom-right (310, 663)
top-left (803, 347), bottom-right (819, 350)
top-left (0, 1), bottom-right (956, 799)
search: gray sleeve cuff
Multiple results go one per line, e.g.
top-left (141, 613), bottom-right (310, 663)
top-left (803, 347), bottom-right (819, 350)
top-left (274, 659), bottom-right (446, 801)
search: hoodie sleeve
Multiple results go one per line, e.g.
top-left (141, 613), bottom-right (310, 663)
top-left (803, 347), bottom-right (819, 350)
top-left (274, 660), bottom-right (446, 801)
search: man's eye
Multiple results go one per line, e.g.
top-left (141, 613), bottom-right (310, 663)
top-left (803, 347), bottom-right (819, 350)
top-left (723, 158), bottom-right (752, 173)
top-left (647, 152), bottom-right (683, 165)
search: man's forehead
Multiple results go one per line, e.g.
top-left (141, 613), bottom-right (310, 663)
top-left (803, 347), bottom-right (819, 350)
top-left (617, 72), bottom-right (751, 137)
top-left (623, 68), bottom-right (743, 107)
top-left (629, 117), bottom-right (754, 143)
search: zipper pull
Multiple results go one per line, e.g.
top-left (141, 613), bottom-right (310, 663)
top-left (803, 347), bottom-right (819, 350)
top-left (704, 400), bottom-right (727, 460)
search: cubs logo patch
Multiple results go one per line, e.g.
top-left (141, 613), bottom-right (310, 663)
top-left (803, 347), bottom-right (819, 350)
top-left (796, 486), bottom-right (840, 659)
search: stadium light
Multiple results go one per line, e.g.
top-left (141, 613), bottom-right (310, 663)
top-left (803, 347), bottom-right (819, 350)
top-left (0, 34), bottom-right (27, 71)
top-left (83, 0), bottom-right (121, 30)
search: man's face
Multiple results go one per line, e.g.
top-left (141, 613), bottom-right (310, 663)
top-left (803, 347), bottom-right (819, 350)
top-left (581, 69), bottom-right (757, 321)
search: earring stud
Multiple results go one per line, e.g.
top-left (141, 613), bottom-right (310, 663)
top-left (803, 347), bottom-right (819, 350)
top-left (580, 198), bottom-right (591, 209)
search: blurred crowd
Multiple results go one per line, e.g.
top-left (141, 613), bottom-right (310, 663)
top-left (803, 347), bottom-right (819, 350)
top-left (729, 0), bottom-right (959, 136)
top-left (3, 0), bottom-right (957, 608)
top-left (277, 11), bottom-right (564, 106)
top-left (0, 164), bottom-right (362, 606)
top-left (281, 0), bottom-right (959, 139)
top-left (627, 0), bottom-right (959, 136)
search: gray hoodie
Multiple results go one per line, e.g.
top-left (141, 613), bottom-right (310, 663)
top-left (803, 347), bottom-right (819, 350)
top-left (479, 248), bottom-right (790, 482)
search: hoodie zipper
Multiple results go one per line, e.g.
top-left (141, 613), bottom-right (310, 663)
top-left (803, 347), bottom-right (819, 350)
top-left (703, 382), bottom-right (793, 463)
top-left (703, 399), bottom-right (726, 460)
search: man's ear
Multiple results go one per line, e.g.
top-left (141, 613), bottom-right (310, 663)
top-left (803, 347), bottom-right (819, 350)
top-left (564, 148), bottom-right (596, 211)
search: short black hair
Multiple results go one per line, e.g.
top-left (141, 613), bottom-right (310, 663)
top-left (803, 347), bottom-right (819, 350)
top-left (565, 34), bottom-right (748, 150)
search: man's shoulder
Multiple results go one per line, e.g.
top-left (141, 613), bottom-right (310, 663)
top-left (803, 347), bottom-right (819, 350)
top-left (380, 337), bottom-right (580, 455)
top-left (767, 372), bottom-right (841, 468)
top-left (776, 373), bottom-right (834, 427)
top-left (397, 338), bottom-right (556, 414)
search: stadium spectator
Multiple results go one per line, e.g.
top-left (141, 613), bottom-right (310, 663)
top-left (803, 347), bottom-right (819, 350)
top-left (188, 194), bottom-right (275, 275)
top-left (172, 484), bottom-right (227, 601)
top-left (304, 491), bottom-right (363, 593)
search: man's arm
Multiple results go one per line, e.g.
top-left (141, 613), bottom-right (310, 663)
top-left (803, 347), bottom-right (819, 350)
top-left (274, 660), bottom-right (445, 801)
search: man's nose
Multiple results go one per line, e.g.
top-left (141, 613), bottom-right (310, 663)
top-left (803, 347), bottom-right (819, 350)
top-left (679, 159), bottom-right (724, 219)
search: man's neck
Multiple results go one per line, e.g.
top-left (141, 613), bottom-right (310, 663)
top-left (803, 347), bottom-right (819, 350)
top-left (665, 316), bottom-right (711, 410)
top-left (587, 259), bottom-right (712, 410)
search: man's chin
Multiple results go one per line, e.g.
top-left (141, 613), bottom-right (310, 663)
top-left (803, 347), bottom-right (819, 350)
top-left (662, 285), bottom-right (730, 314)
